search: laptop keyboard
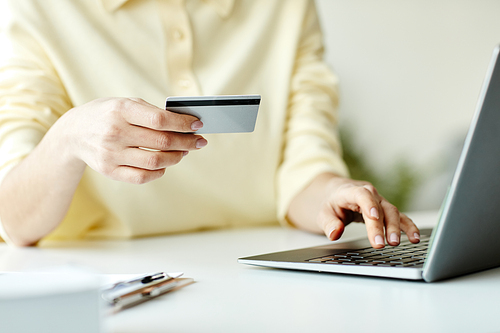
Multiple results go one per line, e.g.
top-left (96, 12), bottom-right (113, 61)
top-left (307, 237), bottom-right (430, 268)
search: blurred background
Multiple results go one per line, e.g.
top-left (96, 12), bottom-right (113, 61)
top-left (316, 0), bottom-right (500, 212)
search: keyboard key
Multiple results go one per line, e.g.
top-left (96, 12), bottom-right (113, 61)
top-left (388, 255), bottom-right (413, 260)
top-left (389, 258), bottom-right (420, 265)
top-left (368, 255), bottom-right (389, 260)
top-left (324, 260), bottom-right (343, 264)
top-left (411, 255), bottom-right (426, 260)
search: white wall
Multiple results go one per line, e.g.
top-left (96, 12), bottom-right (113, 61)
top-left (316, 0), bottom-right (500, 209)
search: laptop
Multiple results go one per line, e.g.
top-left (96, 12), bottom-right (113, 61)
top-left (238, 45), bottom-right (500, 282)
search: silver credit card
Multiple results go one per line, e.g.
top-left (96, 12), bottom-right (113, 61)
top-left (165, 95), bottom-right (260, 134)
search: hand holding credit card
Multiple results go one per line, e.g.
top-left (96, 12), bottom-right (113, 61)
top-left (165, 95), bottom-right (261, 134)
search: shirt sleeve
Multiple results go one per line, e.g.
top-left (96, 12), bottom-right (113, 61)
top-left (276, 1), bottom-right (350, 225)
top-left (0, 6), bottom-right (73, 242)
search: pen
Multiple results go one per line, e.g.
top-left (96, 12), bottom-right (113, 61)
top-left (105, 272), bottom-right (166, 289)
top-left (111, 278), bottom-right (181, 312)
top-left (140, 272), bottom-right (166, 284)
top-left (101, 272), bottom-right (182, 305)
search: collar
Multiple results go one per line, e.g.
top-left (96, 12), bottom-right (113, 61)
top-left (100, 0), bottom-right (234, 18)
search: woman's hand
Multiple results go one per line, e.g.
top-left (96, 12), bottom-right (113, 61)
top-left (56, 97), bottom-right (207, 184)
top-left (319, 177), bottom-right (420, 248)
top-left (288, 173), bottom-right (420, 249)
top-left (0, 97), bottom-right (207, 246)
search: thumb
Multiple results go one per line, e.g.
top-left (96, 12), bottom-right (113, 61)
top-left (318, 207), bottom-right (346, 241)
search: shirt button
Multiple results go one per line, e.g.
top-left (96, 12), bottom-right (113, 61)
top-left (172, 28), bottom-right (184, 40)
top-left (178, 79), bottom-right (191, 89)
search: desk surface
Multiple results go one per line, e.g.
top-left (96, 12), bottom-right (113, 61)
top-left (1, 211), bottom-right (499, 333)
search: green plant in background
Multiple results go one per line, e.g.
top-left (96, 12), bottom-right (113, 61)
top-left (339, 126), bottom-right (420, 212)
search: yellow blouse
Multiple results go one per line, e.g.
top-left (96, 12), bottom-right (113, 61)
top-left (0, 0), bottom-right (348, 243)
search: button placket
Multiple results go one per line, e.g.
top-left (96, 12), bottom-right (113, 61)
top-left (159, 0), bottom-right (200, 96)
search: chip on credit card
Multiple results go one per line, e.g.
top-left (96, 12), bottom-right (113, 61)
top-left (165, 95), bottom-right (261, 134)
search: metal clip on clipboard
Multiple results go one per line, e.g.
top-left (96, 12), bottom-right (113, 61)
top-left (101, 272), bottom-right (193, 312)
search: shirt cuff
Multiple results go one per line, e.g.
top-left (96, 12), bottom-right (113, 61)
top-left (276, 154), bottom-right (350, 227)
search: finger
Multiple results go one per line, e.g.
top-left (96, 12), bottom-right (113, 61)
top-left (335, 186), bottom-right (385, 248)
top-left (117, 98), bottom-right (203, 132)
top-left (334, 185), bottom-right (382, 221)
top-left (128, 98), bottom-right (156, 108)
top-left (363, 212), bottom-right (386, 249)
top-left (317, 204), bottom-right (346, 241)
top-left (362, 184), bottom-right (380, 198)
top-left (126, 125), bottom-right (208, 151)
top-left (380, 200), bottom-right (402, 246)
top-left (399, 213), bottom-right (421, 243)
top-left (109, 166), bottom-right (167, 184)
top-left (120, 148), bottom-right (187, 170)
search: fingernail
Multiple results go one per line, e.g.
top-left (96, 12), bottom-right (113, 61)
top-left (370, 207), bottom-right (379, 219)
top-left (191, 121), bottom-right (204, 131)
top-left (413, 232), bottom-right (420, 241)
top-left (375, 235), bottom-right (384, 246)
top-left (182, 151), bottom-right (189, 157)
top-left (328, 228), bottom-right (336, 241)
top-left (390, 233), bottom-right (399, 244)
top-left (196, 138), bottom-right (208, 149)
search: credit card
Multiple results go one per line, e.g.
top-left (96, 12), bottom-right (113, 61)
top-left (165, 95), bottom-right (260, 134)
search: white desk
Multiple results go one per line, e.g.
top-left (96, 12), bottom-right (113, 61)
top-left (1, 211), bottom-right (499, 333)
